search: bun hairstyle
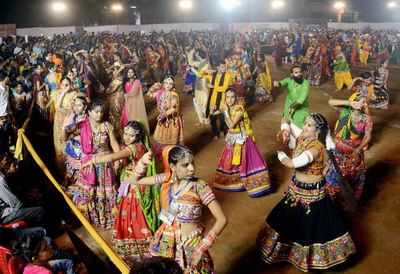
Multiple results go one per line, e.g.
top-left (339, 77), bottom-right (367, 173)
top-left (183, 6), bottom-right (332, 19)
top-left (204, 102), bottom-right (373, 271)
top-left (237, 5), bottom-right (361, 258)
top-left (168, 145), bottom-right (193, 166)
top-left (310, 113), bottom-right (329, 147)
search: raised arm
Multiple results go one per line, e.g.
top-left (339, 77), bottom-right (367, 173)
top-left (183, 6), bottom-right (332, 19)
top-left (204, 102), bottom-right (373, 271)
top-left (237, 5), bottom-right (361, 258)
top-left (328, 99), bottom-right (351, 109)
top-left (147, 82), bottom-right (162, 99)
top-left (134, 172), bottom-right (168, 185)
top-left (107, 123), bottom-right (120, 153)
top-left (274, 77), bottom-right (289, 88)
top-left (329, 98), bottom-right (364, 111)
top-left (89, 147), bottom-right (132, 167)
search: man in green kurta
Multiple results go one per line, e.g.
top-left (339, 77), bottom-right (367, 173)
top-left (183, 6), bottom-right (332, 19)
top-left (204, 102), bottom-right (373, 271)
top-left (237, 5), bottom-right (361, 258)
top-left (274, 65), bottom-right (310, 148)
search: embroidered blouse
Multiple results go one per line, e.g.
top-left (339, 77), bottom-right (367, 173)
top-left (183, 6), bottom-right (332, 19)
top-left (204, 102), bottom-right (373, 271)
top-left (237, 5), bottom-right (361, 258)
top-left (294, 137), bottom-right (325, 176)
top-left (92, 122), bottom-right (113, 154)
top-left (164, 180), bottom-right (216, 224)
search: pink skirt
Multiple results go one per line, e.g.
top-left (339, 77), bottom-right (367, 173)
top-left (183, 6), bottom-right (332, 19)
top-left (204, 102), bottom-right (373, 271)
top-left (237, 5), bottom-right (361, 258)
top-left (214, 138), bottom-right (272, 197)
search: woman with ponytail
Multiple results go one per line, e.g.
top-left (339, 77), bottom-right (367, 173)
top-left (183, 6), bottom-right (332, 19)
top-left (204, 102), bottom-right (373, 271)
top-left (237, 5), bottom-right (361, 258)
top-left (257, 113), bottom-right (356, 272)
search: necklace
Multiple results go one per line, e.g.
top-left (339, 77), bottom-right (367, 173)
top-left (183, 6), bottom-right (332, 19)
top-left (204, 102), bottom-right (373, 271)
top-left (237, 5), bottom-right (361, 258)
top-left (90, 120), bottom-right (102, 141)
top-left (168, 179), bottom-right (193, 213)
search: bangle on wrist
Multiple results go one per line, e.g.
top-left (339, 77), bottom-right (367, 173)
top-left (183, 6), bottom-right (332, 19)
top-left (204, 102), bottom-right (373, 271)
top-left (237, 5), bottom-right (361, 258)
top-left (154, 174), bottom-right (164, 185)
top-left (200, 231), bottom-right (217, 252)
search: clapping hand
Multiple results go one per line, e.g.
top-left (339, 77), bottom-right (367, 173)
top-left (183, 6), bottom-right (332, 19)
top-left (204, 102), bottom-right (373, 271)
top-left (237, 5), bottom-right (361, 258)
top-left (142, 151), bottom-right (153, 165)
top-left (276, 130), bottom-right (290, 146)
top-left (135, 151), bottom-right (153, 176)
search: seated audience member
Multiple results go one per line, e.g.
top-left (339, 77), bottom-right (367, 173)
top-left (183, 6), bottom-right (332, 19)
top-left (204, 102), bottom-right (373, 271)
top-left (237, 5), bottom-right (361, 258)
top-left (0, 171), bottom-right (46, 225)
top-left (23, 238), bottom-right (76, 274)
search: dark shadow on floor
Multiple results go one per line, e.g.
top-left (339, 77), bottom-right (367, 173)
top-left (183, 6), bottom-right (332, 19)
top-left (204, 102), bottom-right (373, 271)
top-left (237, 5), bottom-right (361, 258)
top-left (362, 161), bottom-right (395, 205)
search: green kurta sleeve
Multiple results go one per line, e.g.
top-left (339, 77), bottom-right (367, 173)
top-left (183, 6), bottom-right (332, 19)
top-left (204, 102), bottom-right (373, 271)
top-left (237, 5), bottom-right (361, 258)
top-left (279, 77), bottom-right (291, 88)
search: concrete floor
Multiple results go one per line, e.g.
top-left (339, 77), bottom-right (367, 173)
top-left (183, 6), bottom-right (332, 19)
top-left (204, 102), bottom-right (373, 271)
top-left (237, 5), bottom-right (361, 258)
top-left (66, 61), bottom-right (400, 274)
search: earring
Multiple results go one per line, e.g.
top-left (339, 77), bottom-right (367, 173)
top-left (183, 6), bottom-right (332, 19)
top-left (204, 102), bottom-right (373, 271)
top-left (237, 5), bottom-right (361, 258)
top-left (172, 173), bottom-right (178, 183)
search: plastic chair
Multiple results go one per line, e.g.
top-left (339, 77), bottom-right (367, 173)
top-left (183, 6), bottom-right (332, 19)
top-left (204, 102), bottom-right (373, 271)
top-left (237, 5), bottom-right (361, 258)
top-left (0, 221), bottom-right (28, 230)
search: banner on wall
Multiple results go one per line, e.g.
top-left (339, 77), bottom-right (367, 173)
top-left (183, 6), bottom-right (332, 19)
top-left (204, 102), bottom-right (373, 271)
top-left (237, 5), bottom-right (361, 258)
top-left (0, 24), bottom-right (16, 36)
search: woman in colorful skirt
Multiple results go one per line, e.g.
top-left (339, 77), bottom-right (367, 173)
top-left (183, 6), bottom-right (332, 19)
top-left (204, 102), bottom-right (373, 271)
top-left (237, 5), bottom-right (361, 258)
top-left (62, 94), bottom-right (87, 190)
top-left (257, 113), bottom-right (356, 272)
top-left (132, 145), bottom-right (227, 273)
top-left (213, 89), bottom-right (272, 198)
top-left (82, 121), bottom-right (160, 259)
top-left (149, 77), bottom-right (184, 161)
top-left (354, 71), bottom-right (388, 110)
top-left (327, 93), bottom-right (372, 200)
top-left (75, 99), bottom-right (120, 229)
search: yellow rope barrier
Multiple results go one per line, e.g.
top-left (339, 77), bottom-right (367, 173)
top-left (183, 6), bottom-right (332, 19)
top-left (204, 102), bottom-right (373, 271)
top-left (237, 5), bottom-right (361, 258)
top-left (15, 129), bottom-right (130, 274)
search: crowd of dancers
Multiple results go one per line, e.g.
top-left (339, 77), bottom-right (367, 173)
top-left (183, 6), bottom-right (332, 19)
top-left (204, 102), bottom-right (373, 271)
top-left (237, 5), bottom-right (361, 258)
top-left (0, 26), bottom-right (397, 273)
